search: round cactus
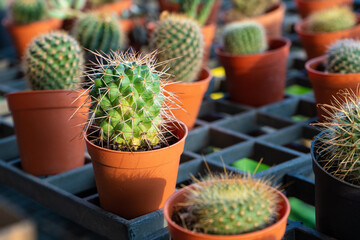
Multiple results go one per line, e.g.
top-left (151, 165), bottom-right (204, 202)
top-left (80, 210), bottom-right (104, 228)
top-left (231, 0), bottom-right (280, 18)
top-left (223, 21), bottom-right (268, 55)
top-left (24, 31), bottom-right (84, 90)
top-left (72, 11), bottom-right (123, 53)
top-left (326, 39), bottom-right (360, 74)
top-left (10, 0), bottom-right (46, 25)
top-left (86, 50), bottom-right (176, 151)
top-left (307, 6), bottom-right (357, 33)
top-left (149, 12), bottom-right (204, 83)
top-left (181, 175), bottom-right (280, 235)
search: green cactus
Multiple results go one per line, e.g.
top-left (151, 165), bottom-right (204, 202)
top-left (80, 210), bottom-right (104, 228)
top-left (231, 0), bottom-right (280, 18)
top-left (314, 89), bottom-right (360, 186)
top-left (307, 6), bottom-right (357, 33)
top-left (326, 39), bottom-right (360, 74)
top-left (179, 0), bottom-right (216, 26)
top-left (86, 50), bottom-right (176, 151)
top-left (10, 0), bottom-right (46, 25)
top-left (88, 0), bottom-right (116, 8)
top-left (149, 12), bottom-right (204, 83)
top-left (48, 0), bottom-right (87, 19)
top-left (72, 12), bottom-right (124, 53)
top-left (24, 31), bottom-right (84, 90)
top-left (223, 21), bottom-right (268, 55)
top-left (179, 175), bottom-right (280, 235)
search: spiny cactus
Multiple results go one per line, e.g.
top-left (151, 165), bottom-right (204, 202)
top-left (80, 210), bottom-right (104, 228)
top-left (178, 174), bottom-right (280, 235)
top-left (85, 50), bottom-right (178, 151)
top-left (326, 39), bottom-right (360, 74)
top-left (314, 89), bottom-right (360, 186)
top-left (223, 21), bottom-right (268, 55)
top-left (179, 0), bottom-right (216, 26)
top-left (307, 6), bottom-right (357, 33)
top-left (10, 0), bottom-right (46, 25)
top-left (24, 31), bottom-right (84, 90)
top-left (230, 0), bottom-right (280, 19)
top-left (48, 0), bottom-right (86, 19)
top-left (149, 12), bottom-right (204, 83)
top-left (72, 12), bottom-right (124, 54)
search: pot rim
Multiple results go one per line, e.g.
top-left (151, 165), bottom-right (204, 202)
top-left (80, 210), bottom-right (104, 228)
top-left (166, 66), bottom-right (212, 87)
top-left (164, 179), bottom-right (290, 239)
top-left (311, 131), bottom-right (360, 189)
top-left (2, 17), bottom-right (62, 28)
top-left (84, 120), bottom-right (188, 155)
top-left (5, 89), bottom-right (85, 97)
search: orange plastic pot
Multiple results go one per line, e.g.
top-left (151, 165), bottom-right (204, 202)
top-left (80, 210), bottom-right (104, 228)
top-left (202, 24), bottom-right (216, 64)
top-left (85, 121), bottom-right (188, 219)
top-left (306, 55), bottom-right (360, 121)
top-left (92, 0), bottom-right (132, 14)
top-left (6, 90), bottom-right (88, 176)
top-left (164, 180), bottom-right (290, 240)
top-left (295, 14), bottom-right (360, 59)
top-left (221, 3), bottom-right (285, 38)
top-left (5, 18), bottom-right (62, 58)
top-left (294, 0), bottom-right (354, 19)
top-left (216, 38), bottom-right (290, 107)
top-left (165, 67), bottom-right (211, 130)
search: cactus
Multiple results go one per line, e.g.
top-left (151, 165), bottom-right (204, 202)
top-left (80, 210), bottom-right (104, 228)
top-left (178, 174), bottom-right (280, 235)
top-left (223, 21), bottom-right (268, 55)
top-left (179, 0), bottom-right (216, 26)
top-left (48, 0), bottom-right (86, 19)
top-left (149, 12), bottom-right (204, 83)
top-left (10, 0), bottom-right (46, 25)
top-left (85, 50), bottom-right (177, 151)
top-left (307, 6), bottom-right (357, 33)
top-left (24, 31), bottom-right (84, 90)
top-left (72, 12), bottom-right (124, 54)
top-left (314, 89), bottom-right (360, 186)
top-left (231, 0), bottom-right (280, 18)
top-left (326, 39), bottom-right (360, 74)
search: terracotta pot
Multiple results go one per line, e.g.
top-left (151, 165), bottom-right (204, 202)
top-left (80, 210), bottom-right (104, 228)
top-left (85, 121), bottom-right (188, 219)
top-left (6, 90), bottom-right (88, 176)
top-left (295, 14), bottom-right (360, 59)
top-left (165, 67), bottom-right (211, 130)
top-left (216, 38), bottom-right (291, 107)
top-left (294, 0), bottom-right (354, 19)
top-left (92, 0), bottom-right (132, 14)
top-left (164, 180), bottom-right (290, 240)
top-left (4, 18), bottom-right (62, 58)
top-left (221, 3), bottom-right (286, 38)
top-left (306, 55), bottom-right (360, 121)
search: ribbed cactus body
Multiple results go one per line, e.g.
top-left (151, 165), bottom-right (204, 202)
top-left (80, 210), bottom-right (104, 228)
top-left (10, 0), bottom-right (46, 25)
top-left (24, 31), bottom-right (84, 90)
top-left (150, 13), bottom-right (204, 82)
top-left (326, 39), bottom-right (360, 73)
top-left (232, 0), bottom-right (279, 17)
top-left (88, 51), bottom-right (171, 151)
top-left (73, 12), bottom-right (123, 53)
top-left (307, 6), bottom-right (357, 33)
top-left (179, 0), bottom-right (216, 26)
top-left (184, 177), bottom-right (280, 235)
top-left (223, 21), bottom-right (267, 55)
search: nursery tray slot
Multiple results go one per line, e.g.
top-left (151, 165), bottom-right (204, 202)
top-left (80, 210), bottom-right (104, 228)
top-left (0, 123), bottom-right (14, 138)
top-left (84, 193), bottom-right (99, 202)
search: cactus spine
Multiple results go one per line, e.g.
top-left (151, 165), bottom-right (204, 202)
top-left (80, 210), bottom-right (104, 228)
top-left (307, 6), bottom-right (357, 33)
top-left (178, 175), bottom-right (280, 235)
top-left (230, 0), bottom-right (280, 19)
top-left (149, 12), bottom-right (204, 83)
top-left (326, 39), bottom-right (360, 74)
top-left (10, 0), bottom-right (46, 25)
top-left (223, 21), bottom-right (268, 55)
top-left (24, 31), bottom-right (84, 90)
top-left (86, 50), bottom-right (177, 151)
top-left (72, 12), bottom-right (123, 53)
top-left (179, 0), bottom-right (216, 26)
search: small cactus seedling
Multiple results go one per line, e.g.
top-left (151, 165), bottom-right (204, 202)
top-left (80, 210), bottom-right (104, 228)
top-left (314, 88), bottom-right (360, 186)
top-left (48, 0), bottom-right (87, 19)
top-left (24, 31), bottom-right (84, 90)
top-left (232, 0), bottom-right (280, 17)
top-left (84, 50), bottom-right (179, 151)
top-left (176, 174), bottom-right (281, 235)
top-left (223, 21), bottom-right (268, 55)
top-left (149, 12), bottom-right (204, 83)
top-left (307, 6), bottom-right (357, 33)
top-left (10, 0), bottom-right (46, 25)
top-left (326, 39), bottom-right (360, 74)
top-left (72, 11), bottom-right (124, 54)
top-left (179, 0), bottom-right (216, 26)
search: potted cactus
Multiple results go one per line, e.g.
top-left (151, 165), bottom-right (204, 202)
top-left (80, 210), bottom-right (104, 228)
top-left (221, 0), bottom-right (285, 38)
top-left (216, 21), bottom-right (290, 107)
top-left (306, 39), bottom-right (360, 121)
top-left (4, 0), bottom-right (62, 58)
top-left (311, 89), bottom-right (360, 240)
top-left (87, 0), bottom-right (132, 14)
top-left (295, 6), bottom-right (360, 59)
top-left (6, 31), bottom-right (87, 176)
top-left (164, 174), bottom-right (290, 240)
top-left (294, 0), bottom-right (354, 19)
top-left (149, 12), bottom-right (212, 130)
top-left (81, 50), bottom-right (187, 219)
